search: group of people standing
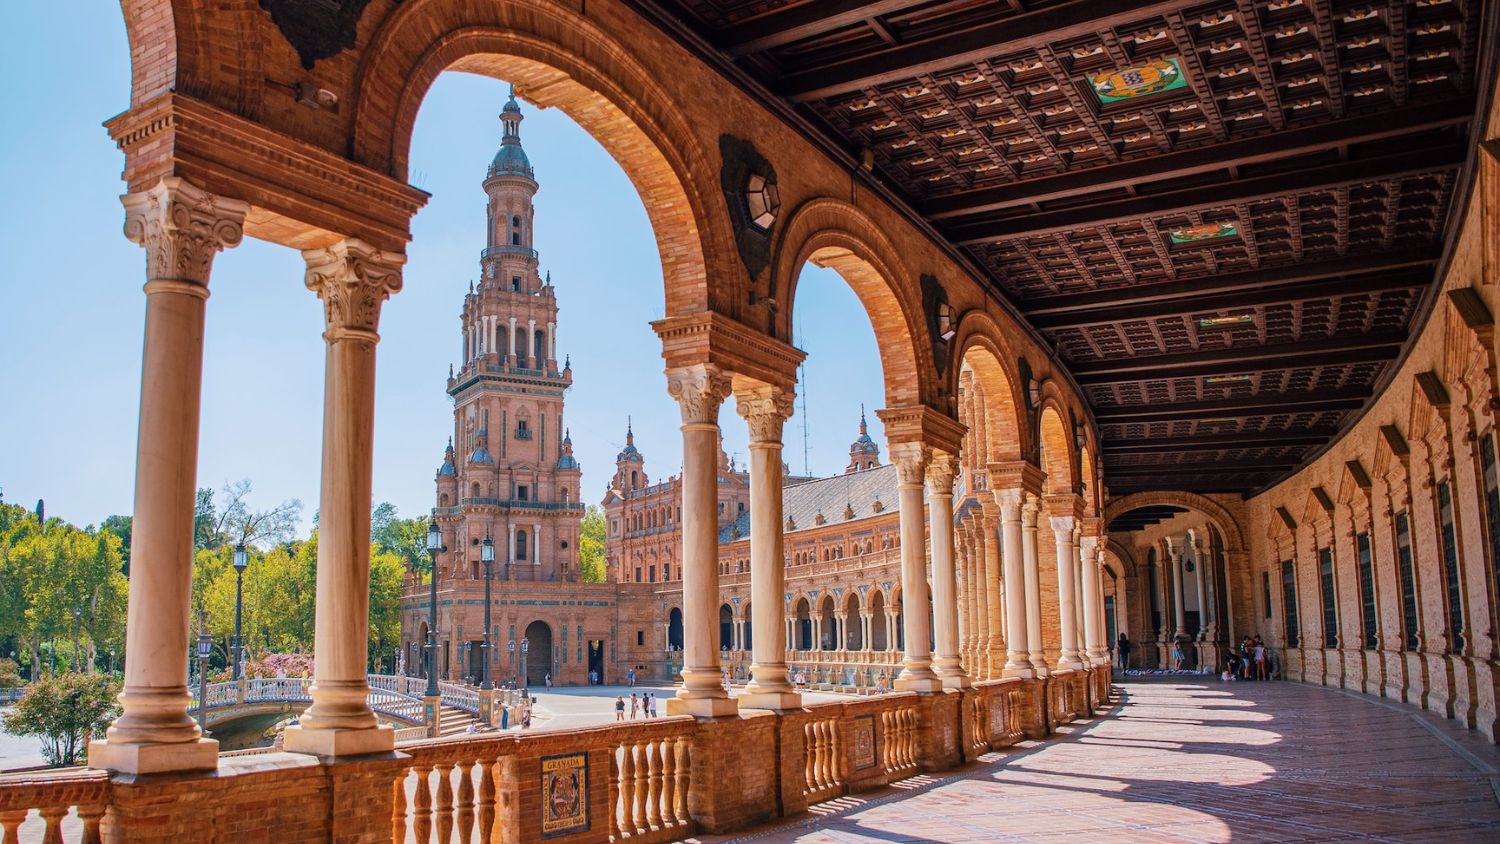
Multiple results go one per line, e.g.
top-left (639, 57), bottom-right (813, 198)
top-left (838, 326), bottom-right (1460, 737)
top-left (614, 691), bottom-right (659, 720)
top-left (1225, 636), bottom-right (1271, 681)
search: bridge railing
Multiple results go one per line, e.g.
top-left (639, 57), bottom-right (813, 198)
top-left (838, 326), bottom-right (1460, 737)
top-left (438, 681), bottom-right (481, 714)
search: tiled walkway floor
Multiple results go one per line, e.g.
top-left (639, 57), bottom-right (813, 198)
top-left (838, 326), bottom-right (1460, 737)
top-left (708, 680), bottom-right (1500, 843)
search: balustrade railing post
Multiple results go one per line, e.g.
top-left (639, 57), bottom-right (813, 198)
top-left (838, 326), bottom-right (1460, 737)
top-left (478, 758), bottom-right (497, 842)
top-left (434, 763), bottom-right (454, 843)
top-left (391, 768), bottom-right (408, 844)
top-left (412, 764), bottom-right (433, 843)
top-left (619, 742), bottom-right (637, 835)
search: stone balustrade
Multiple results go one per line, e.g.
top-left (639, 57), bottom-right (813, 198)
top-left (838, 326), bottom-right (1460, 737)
top-left (0, 669), bottom-right (1103, 841)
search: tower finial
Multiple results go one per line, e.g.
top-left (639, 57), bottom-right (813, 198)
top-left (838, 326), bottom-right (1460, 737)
top-left (626, 416), bottom-right (634, 444)
top-left (859, 403), bottom-right (868, 435)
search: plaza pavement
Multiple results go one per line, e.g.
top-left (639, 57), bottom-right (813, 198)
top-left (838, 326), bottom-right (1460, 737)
top-left (700, 678), bottom-right (1500, 843)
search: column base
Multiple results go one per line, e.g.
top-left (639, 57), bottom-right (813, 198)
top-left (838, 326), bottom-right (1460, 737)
top-left (281, 724), bottom-right (394, 758)
top-left (88, 737), bottom-right (218, 775)
top-left (737, 690), bottom-right (803, 711)
top-left (1001, 663), bottom-right (1036, 680)
top-left (894, 667), bottom-right (943, 693)
top-left (666, 696), bottom-right (739, 718)
top-left (1055, 656), bottom-right (1085, 671)
top-left (938, 672), bottom-right (972, 690)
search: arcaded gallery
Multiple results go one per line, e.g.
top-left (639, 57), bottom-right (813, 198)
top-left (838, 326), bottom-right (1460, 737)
top-left (4, 0), bottom-right (1500, 841)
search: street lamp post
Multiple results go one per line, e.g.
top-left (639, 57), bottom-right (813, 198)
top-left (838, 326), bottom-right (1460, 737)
top-left (232, 543), bottom-right (249, 680)
top-left (195, 633), bottom-right (212, 729)
top-left (521, 637), bottom-right (529, 692)
top-left (71, 607), bottom-right (81, 672)
top-left (425, 518), bottom-right (446, 697)
top-left (480, 533), bottom-right (495, 689)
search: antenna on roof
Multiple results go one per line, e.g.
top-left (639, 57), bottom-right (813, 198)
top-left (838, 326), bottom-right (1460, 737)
top-left (796, 320), bottom-right (810, 477)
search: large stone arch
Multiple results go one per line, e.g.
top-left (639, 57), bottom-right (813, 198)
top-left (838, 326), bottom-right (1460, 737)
top-left (768, 197), bottom-right (934, 408)
top-left (952, 316), bottom-right (1028, 463)
top-left (1037, 400), bottom-right (1075, 495)
top-left (347, 0), bottom-right (732, 319)
top-left (124, 1), bottom-right (266, 112)
top-left (1103, 491), bottom-right (1248, 554)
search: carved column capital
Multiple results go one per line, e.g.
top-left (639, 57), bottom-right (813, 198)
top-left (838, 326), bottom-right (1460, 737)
top-left (1020, 492), bottom-right (1040, 526)
top-left (123, 176), bottom-right (248, 288)
top-left (734, 385), bottom-right (795, 444)
top-left (666, 363), bottom-right (733, 426)
top-left (993, 487), bottom-right (1024, 520)
top-left (888, 442), bottom-right (932, 486)
top-left (303, 239), bottom-right (405, 342)
top-left (925, 451), bottom-right (959, 493)
top-left (1049, 514), bottom-right (1076, 536)
top-left (1079, 534), bottom-right (1100, 556)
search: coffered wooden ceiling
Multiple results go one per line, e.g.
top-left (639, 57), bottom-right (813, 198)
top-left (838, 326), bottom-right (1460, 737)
top-left (628, 0), bottom-right (1497, 495)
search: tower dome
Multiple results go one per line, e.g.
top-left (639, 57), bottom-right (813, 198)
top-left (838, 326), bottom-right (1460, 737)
top-left (487, 88), bottom-right (534, 179)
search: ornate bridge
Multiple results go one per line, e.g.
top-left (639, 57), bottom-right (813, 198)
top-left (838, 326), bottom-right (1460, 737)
top-left (186, 674), bottom-right (481, 731)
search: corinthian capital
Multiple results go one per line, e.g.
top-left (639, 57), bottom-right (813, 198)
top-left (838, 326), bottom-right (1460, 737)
top-left (888, 442), bottom-right (931, 486)
top-left (925, 451), bottom-right (958, 493)
top-left (666, 364), bottom-right (732, 425)
top-left (993, 487), bottom-right (1024, 521)
top-left (734, 385), bottom-right (795, 444)
top-left (303, 239), bottom-right (405, 341)
top-left (1049, 514), bottom-right (1076, 536)
top-left (122, 177), bottom-right (248, 287)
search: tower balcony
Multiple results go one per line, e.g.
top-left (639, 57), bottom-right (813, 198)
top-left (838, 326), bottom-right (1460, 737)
top-left (481, 244), bottom-right (538, 261)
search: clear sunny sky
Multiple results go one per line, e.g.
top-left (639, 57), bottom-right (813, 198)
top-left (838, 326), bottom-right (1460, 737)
top-left (0, 6), bottom-right (887, 537)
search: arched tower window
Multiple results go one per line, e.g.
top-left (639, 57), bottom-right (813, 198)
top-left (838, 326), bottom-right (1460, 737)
top-left (517, 529), bottom-right (528, 561)
top-left (511, 215), bottom-right (522, 246)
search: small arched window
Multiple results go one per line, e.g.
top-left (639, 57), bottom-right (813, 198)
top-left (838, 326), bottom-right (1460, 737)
top-left (471, 482), bottom-right (480, 498)
top-left (560, 487), bottom-right (569, 502)
top-left (516, 530), bottom-right (528, 561)
top-left (511, 215), bottom-right (522, 245)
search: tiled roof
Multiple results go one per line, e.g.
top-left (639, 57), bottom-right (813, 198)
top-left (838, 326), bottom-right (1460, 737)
top-left (719, 465), bottom-right (898, 543)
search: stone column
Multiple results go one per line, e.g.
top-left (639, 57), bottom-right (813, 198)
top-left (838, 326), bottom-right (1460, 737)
top-left (1021, 494), bottom-right (1048, 676)
top-left (1169, 539), bottom-right (1187, 638)
top-left (1080, 535), bottom-right (1104, 664)
top-left (982, 508), bottom-right (1004, 678)
top-left (891, 443), bottom-right (941, 692)
top-left (547, 320), bottom-right (556, 363)
top-left (527, 318), bottom-right (537, 364)
top-left (927, 453), bottom-right (970, 689)
top-left (90, 177), bottom-right (247, 775)
top-left (283, 239), bottom-right (403, 758)
top-left (1072, 526), bottom-right (1087, 651)
top-left (1051, 514), bottom-right (1084, 670)
top-left (508, 317), bottom-right (517, 360)
top-left (960, 524), bottom-right (978, 671)
top-left (665, 364), bottom-right (737, 717)
top-left (1192, 539), bottom-right (1209, 641)
top-left (996, 489), bottom-right (1034, 678)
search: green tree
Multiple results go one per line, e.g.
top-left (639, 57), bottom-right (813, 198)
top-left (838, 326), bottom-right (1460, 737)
top-left (579, 504), bottom-right (606, 583)
top-left (368, 547), bottom-right (406, 670)
top-left (2, 672), bottom-right (120, 767)
top-left (0, 657), bottom-right (23, 688)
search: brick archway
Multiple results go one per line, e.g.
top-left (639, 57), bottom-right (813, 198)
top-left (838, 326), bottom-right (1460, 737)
top-left (1102, 491), bottom-right (1248, 554)
top-left (345, 1), bottom-right (732, 320)
top-left (955, 327), bottom-right (1027, 464)
top-left (770, 198), bottom-right (935, 409)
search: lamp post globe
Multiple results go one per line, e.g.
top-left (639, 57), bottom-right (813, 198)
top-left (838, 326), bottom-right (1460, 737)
top-left (232, 543), bottom-right (249, 680)
top-left (425, 517), bottom-right (444, 697)
top-left (480, 533), bottom-right (495, 689)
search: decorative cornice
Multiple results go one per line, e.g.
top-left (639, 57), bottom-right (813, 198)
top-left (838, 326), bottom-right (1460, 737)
top-left (651, 311), bottom-right (804, 390)
top-left (986, 460), bottom-right (1046, 496)
top-left (123, 177), bottom-right (248, 287)
top-left (876, 405), bottom-right (965, 455)
top-left (106, 92), bottom-right (429, 252)
top-left (303, 239), bottom-right (405, 341)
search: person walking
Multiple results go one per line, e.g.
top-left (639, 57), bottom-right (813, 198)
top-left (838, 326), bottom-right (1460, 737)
top-left (1170, 640), bottom-right (1184, 671)
top-left (1116, 633), bottom-right (1131, 671)
top-left (627, 667), bottom-right (635, 688)
top-left (614, 695), bottom-right (625, 722)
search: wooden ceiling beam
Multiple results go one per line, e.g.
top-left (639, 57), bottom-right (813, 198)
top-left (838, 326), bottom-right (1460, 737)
top-left (1094, 389), bottom-right (1371, 423)
top-left (719, 0), bottom-right (920, 56)
top-left (949, 146), bottom-right (1465, 243)
top-left (1102, 459), bottom-right (1302, 475)
top-left (1030, 268), bottom-right (1431, 330)
top-left (780, 0), bottom-right (1200, 101)
top-left (1070, 332), bottom-right (1405, 384)
top-left (921, 101), bottom-right (1471, 219)
top-left (1022, 251), bottom-right (1437, 316)
top-left (1102, 430), bottom-right (1338, 453)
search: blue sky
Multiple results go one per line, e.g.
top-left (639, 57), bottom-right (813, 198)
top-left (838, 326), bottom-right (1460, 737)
top-left (0, 8), bottom-right (886, 535)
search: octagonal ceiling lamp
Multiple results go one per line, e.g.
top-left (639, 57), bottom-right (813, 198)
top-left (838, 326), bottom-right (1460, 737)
top-left (745, 172), bottom-right (780, 230)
